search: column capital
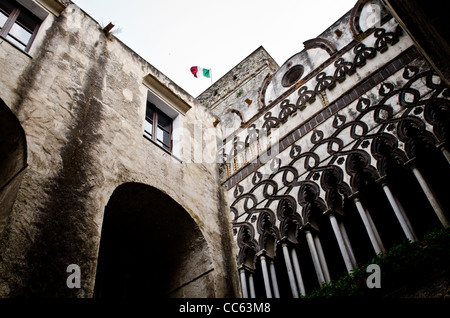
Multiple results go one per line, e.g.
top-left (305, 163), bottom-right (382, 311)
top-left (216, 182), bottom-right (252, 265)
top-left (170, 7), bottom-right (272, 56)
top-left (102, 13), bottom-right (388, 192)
top-left (278, 235), bottom-right (299, 246)
top-left (239, 265), bottom-right (255, 274)
top-left (405, 157), bottom-right (416, 168)
top-left (437, 141), bottom-right (446, 150)
top-left (375, 175), bottom-right (388, 186)
top-left (301, 222), bottom-right (319, 234)
top-left (348, 190), bottom-right (360, 200)
top-left (324, 208), bottom-right (344, 218)
top-left (278, 237), bottom-right (292, 247)
top-left (256, 249), bottom-right (267, 258)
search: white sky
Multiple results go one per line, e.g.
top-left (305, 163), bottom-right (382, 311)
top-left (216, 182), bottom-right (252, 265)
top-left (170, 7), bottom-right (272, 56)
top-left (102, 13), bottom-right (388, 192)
top-left (72, 0), bottom-right (356, 97)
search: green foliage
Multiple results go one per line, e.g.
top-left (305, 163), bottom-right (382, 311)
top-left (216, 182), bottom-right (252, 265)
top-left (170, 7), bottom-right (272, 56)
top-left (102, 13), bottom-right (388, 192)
top-left (305, 227), bottom-right (450, 298)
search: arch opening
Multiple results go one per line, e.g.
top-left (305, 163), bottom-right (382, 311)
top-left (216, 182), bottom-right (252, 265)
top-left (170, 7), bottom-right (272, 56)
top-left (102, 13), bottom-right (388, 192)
top-left (94, 183), bottom-right (214, 298)
top-left (0, 98), bottom-right (27, 235)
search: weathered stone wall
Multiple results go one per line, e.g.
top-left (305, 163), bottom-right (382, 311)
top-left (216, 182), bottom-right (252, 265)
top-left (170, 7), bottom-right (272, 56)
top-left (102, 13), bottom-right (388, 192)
top-left (0, 1), bottom-right (238, 297)
top-left (197, 47), bottom-right (279, 133)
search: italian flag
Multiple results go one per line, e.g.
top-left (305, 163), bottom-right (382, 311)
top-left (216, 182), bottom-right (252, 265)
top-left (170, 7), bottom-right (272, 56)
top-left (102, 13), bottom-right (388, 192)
top-left (190, 66), bottom-right (211, 78)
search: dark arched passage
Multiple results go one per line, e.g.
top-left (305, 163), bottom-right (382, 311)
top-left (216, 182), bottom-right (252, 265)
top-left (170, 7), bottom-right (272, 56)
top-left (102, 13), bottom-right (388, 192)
top-left (94, 182), bottom-right (214, 298)
top-left (0, 98), bottom-right (27, 234)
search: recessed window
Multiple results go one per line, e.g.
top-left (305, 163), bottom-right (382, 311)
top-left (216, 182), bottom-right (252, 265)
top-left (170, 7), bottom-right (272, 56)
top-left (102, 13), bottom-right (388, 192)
top-left (0, 0), bottom-right (42, 53)
top-left (144, 101), bottom-right (172, 152)
top-left (281, 64), bottom-right (304, 87)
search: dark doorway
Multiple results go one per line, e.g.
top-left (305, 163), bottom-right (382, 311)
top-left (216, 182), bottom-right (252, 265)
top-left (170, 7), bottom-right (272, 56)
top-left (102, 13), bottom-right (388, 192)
top-left (0, 98), bottom-right (27, 234)
top-left (94, 183), bottom-right (214, 298)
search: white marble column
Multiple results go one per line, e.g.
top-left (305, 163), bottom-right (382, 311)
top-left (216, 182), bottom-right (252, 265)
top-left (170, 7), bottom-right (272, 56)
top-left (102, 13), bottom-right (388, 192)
top-left (439, 144), bottom-right (450, 164)
top-left (305, 230), bottom-right (326, 284)
top-left (290, 247), bottom-right (306, 296)
top-left (391, 190), bottom-right (417, 241)
top-left (339, 221), bottom-right (358, 268)
top-left (248, 272), bottom-right (256, 298)
top-left (281, 242), bottom-right (299, 298)
top-left (269, 260), bottom-right (280, 298)
top-left (239, 268), bottom-right (248, 298)
top-left (354, 197), bottom-right (384, 253)
top-left (313, 234), bottom-right (331, 284)
top-left (411, 165), bottom-right (450, 227)
top-left (258, 254), bottom-right (272, 298)
top-left (382, 183), bottom-right (417, 242)
top-left (329, 212), bottom-right (355, 273)
top-left (366, 207), bottom-right (384, 250)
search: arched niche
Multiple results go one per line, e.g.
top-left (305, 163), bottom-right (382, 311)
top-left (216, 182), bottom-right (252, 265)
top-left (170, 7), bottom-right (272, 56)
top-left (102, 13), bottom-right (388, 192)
top-left (94, 182), bottom-right (215, 298)
top-left (0, 98), bottom-right (27, 234)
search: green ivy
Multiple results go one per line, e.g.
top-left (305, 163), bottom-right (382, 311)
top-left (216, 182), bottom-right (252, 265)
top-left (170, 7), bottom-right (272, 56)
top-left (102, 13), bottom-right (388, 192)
top-left (305, 227), bottom-right (450, 298)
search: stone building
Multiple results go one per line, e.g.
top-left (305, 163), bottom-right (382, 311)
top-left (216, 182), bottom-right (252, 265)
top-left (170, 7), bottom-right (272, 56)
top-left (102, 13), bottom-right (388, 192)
top-left (198, 0), bottom-right (450, 297)
top-left (0, 0), bottom-right (448, 298)
top-left (0, 0), bottom-right (237, 298)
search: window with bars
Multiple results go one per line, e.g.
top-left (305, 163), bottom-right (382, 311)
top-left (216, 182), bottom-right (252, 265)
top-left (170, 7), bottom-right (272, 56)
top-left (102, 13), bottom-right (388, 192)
top-left (0, 0), bottom-right (42, 53)
top-left (144, 101), bottom-right (173, 152)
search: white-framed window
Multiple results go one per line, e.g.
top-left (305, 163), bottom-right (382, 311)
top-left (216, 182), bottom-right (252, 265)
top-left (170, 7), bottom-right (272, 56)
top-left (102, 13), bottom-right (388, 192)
top-left (144, 101), bottom-right (173, 152)
top-left (142, 74), bottom-right (192, 159)
top-left (143, 90), bottom-right (182, 156)
top-left (0, 0), bottom-right (43, 52)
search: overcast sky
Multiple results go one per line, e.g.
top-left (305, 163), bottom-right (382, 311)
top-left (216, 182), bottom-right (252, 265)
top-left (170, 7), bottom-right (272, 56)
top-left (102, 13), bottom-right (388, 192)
top-left (73, 0), bottom-right (356, 97)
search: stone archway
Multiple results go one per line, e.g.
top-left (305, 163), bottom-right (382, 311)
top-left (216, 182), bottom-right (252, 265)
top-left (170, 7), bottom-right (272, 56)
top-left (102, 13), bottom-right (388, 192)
top-left (94, 182), bottom-right (215, 298)
top-left (0, 98), bottom-right (27, 234)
